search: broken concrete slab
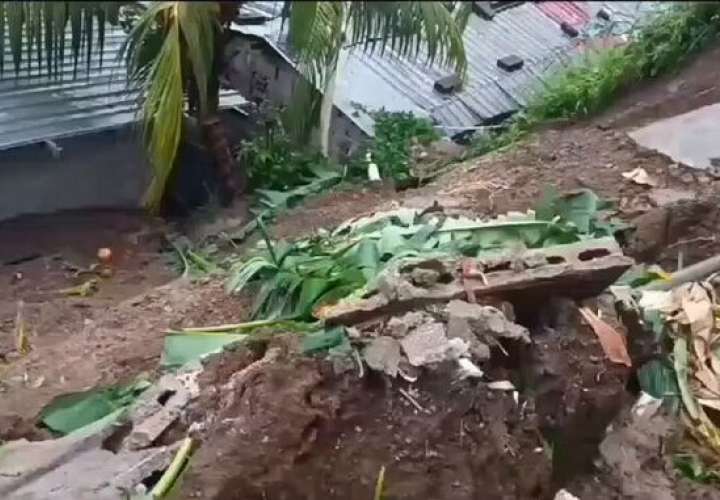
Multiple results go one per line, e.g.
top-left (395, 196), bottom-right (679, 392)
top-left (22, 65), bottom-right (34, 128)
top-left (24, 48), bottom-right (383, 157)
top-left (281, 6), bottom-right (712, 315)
top-left (385, 311), bottom-right (433, 338)
top-left (319, 238), bottom-right (633, 325)
top-left (362, 336), bottom-right (402, 377)
top-left (0, 407), bottom-right (181, 499)
top-left (447, 311), bottom-right (491, 361)
top-left (124, 372), bottom-right (197, 451)
top-left (400, 321), bottom-right (468, 367)
top-left (629, 102), bottom-right (720, 175)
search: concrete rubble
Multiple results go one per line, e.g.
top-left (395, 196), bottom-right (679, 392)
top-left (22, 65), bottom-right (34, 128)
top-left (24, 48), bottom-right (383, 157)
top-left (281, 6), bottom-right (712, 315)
top-left (0, 368), bottom-right (201, 499)
top-left (317, 237), bottom-right (633, 325)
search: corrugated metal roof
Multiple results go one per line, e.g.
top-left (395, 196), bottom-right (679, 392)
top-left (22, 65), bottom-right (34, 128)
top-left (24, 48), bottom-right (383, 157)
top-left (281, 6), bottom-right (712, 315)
top-left (232, 1), bottom-right (665, 136)
top-left (0, 26), bottom-right (137, 151)
top-left (0, 21), bottom-right (247, 152)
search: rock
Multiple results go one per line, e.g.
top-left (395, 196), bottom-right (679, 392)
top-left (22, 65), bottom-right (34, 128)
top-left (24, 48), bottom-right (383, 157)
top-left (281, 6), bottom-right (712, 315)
top-left (124, 371), bottom-right (199, 451)
top-left (385, 311), bottom-right (432, 338)
top-left (598, 409), bottom-right (674, 500)
top-left (647, 188), bottom-right (695, 207)
top-left (554, 489), bottom-right (580, 500)
top-left (362, 336), bottom-right (402, 377)
top-left (411, 267), bottom-right (440, 287)
top-left (400, 322), bottom-right (468, 367)
top-left (446, 314), bottom-right (491, 361)
top-left (446, 300), bottom-right (530, 345)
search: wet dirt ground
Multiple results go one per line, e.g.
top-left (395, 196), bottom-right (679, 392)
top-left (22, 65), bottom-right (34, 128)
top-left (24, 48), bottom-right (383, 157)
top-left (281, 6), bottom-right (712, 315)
top-left (1, 44), bottom-right (719, 499)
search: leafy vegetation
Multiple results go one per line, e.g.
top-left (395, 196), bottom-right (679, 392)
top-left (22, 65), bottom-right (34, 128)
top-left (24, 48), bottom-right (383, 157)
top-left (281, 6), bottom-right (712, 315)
top-left (226, 189), bottom-right (623, 321)
top-left (237, 118), bottom-right (339, 192)
top-left (358, 111), bottom-right (440, 183)
top-left (39, 379), bottom-right (150, 435)
top-left (469, 2), bottom-right (720, 157)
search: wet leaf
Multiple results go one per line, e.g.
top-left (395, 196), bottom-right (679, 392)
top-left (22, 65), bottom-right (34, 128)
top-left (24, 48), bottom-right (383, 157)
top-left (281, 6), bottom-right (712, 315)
top-left (39, 380), bottom-right (150, 435)
top-left (638, 359), bottom-right (679, 400)
top-left (675, 337), bottom-right (700, 420)
top-left (162, 332), bottom-right (245, 368)
top-left (301, 326), bottom-right (347, 354)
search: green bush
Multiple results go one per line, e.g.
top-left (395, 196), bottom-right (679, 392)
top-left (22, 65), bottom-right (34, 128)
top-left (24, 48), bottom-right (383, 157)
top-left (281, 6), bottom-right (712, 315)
top-left (237, 120), bottom-right (336, 191)
top-left (358, 111), bottom-right (440, 183)
top-left (526, 47), bottom-right (630, 121)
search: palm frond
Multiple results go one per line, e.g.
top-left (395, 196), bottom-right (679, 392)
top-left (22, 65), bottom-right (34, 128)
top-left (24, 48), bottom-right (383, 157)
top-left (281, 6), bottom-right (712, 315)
top-left (122, 2), bottom-right (223, 212)
top-left (138, 10), bottom-right (185, 212)
top-left (0, 2), bottom-right (121, 78)
top-left (344, 2), bottom-right (467, 76)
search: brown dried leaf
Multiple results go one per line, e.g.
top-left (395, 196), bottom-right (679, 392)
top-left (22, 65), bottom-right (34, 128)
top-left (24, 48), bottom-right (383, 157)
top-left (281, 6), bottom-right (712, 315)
top-left (695, 368), bottom-right (720, 397)
top-left (578, 306), bottom-right (632, 367)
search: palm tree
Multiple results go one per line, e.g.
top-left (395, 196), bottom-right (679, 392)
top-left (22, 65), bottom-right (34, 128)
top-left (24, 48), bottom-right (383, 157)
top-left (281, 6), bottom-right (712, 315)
top-left (0, 2), bottom-right (468, 212)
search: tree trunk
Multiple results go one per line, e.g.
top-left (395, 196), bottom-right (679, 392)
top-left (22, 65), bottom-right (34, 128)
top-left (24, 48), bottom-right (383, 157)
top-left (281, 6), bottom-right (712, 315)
top-left (198, 14), bottom-right (247, 206)
top-left (201, 115), bottom-right (244, 204)
top-left (319, 54), bottom-right (341, 157)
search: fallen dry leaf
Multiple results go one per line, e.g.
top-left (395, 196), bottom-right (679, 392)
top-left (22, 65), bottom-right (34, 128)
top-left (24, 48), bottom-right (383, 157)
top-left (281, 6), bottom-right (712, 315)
top-left (578, 306), bottom-right (632, 367)
top-left (622, 167), bottom-right (658, 187)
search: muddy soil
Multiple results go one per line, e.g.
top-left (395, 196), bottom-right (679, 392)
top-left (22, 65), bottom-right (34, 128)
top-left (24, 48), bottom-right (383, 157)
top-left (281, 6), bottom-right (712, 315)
top-left (174, 295), bottom-right (632, 500)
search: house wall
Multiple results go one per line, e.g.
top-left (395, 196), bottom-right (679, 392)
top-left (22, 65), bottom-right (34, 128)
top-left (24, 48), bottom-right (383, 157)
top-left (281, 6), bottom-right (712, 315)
top-left (0, 126), bottom-right (152, 222)
top-left (223, 35), bottom-right (368, 160)
top-left (0, 114), bottom-right (248, 222)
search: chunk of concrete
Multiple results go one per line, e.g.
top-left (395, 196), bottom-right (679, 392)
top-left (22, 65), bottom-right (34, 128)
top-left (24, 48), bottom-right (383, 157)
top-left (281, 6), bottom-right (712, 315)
top-left (124, 370), bottom-right (199, 451)
top-left (628, 103), bottom-right (720, 173)
top-left (362, 336), bottom-right (402, 377)
top-left (400, 322), bottom-right (469, 367)
top-left (446, 313), bottom-right (491, 361)
top-left (385, 311), bottom-right (432, 338)
top-left (446, 300), bottom-right (530, 344)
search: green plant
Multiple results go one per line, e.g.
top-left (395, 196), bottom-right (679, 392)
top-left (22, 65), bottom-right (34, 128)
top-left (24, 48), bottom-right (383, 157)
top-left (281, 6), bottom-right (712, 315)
top-left (525, 47), bottom-right (631, 121)
top-left (360, 111), bottom-right (440, 183)
top-left (237, 119), bottom-right (337, 192)
top-left (627, 2), bottom-right (720, 79)
top-left (227, 189), bottom-right (620, 321)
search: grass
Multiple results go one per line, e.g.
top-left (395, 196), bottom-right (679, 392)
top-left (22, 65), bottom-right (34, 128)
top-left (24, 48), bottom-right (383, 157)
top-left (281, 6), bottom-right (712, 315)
top-left (468, 2), bottom-right (720, 157)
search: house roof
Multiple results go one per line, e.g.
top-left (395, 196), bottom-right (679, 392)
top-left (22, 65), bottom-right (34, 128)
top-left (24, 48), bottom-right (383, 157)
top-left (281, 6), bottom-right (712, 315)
top-left (0, 25), bottom-right (137, 151)
top-left (0, 19), bottom-right (247, 152)
top-left (232, 1), bottom-right (666, 137)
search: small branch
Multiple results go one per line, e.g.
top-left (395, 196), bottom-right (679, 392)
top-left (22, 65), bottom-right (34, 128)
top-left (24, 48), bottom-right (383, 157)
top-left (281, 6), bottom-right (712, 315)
top-left (399, 387), bottom-right (429, 414)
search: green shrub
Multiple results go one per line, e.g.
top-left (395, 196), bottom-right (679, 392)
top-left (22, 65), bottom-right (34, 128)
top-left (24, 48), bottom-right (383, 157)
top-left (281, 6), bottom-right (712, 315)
top-left (237, 120), bottom-right (336, 191)
top-left (360, 111), bottom-right (440, 183)
top-left (526, 47), bottom-right (630, 121)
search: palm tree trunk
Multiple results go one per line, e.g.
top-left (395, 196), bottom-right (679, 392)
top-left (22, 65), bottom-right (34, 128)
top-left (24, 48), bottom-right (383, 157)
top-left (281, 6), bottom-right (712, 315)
top-left (198, 17), bottom-right (246, 204)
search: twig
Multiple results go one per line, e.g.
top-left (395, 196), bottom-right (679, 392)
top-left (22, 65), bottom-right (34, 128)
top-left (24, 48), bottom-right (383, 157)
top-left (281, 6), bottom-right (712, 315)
top-left (667, 236), bottom-right (717, 250)
top-left (353, 348), bottom-right (365, 379)
top-left (398, 387), bottom-right (428, 414)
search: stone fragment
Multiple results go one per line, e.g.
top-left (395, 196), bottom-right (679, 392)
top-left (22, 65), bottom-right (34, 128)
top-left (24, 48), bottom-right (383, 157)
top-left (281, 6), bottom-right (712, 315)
top-left (411, 267), bottom-right (440, 287)
top-left (362, 336), bottom-right (402, 377)
top-left (446, 300), bottom-right (530, 345)
top-left (386, 311), bottom-right (432, 338)
top-left (400, 322), bottom-right (468, 367)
